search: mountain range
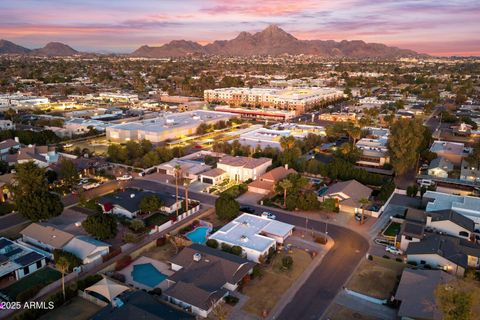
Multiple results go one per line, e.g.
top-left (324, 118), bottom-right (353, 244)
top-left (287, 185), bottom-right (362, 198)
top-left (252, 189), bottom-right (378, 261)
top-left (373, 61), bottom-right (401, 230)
top-left (131, 25), bottom-right (421, 58)
top-left (0, 25), bottom-right (422, 58)
top-left (0, 40), bottom-right (79, 56)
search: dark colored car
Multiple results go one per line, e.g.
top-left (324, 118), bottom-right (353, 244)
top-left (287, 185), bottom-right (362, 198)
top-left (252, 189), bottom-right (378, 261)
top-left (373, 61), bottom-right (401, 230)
top-left (240, 206), bottom-right (255, 214)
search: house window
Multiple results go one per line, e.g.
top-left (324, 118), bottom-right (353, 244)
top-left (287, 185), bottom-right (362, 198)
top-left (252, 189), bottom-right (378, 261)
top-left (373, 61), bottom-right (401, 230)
top-left (459, 231), bottom-right (469, 237)
top-left (420, 260), bottom-right (426, 265)
top-left (406, 236), bottom-right (413, 240)
top-left (23, 266), bottom-right (30, 276)
top-left (36, 260), bottom-right (42, 269)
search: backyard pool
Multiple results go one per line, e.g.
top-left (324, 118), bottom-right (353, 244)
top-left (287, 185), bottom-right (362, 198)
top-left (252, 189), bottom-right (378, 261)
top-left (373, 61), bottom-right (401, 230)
top-left (131, 263), bottom-right (167, 288)
top-left (186, 226), bottom-right (210, 244)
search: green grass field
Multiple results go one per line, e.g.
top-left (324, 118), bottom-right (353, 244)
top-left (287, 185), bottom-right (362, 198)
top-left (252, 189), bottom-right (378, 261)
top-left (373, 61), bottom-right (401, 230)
top-left (1, 267), bottom-right (61, 300)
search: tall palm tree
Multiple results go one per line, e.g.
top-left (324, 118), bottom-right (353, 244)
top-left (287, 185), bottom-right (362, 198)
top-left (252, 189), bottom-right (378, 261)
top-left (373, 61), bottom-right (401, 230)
top-left (56, 256), bottom-right (69, 301)
top-left (348, 126), bottom-right (361, 145)
top-left (174, 164), bottom-right (182, 217)
top-left (183, 171), bottom-right (190, 212)
top-left (278, 179), bottom-right (293, 208)
top-left (359, 198), bottom-right (369, 225)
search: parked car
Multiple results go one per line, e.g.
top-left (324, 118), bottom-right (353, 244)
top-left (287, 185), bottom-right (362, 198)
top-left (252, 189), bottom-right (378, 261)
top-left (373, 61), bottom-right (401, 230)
top-left (261, 212), bottom-right (276, 220)
top-left (385, 246), bottom-right (403, 255)
top-left (374, 239), bottom-right (393, 247)
top-left (116, 175), bottom-right (133, 181)
top-left (417, 179), bottom-right (435, 187)
top-left (78, 178), bottom-right (89, 185)
top-left (83, 182), bottom-right (100, 190)
top-left (240, 206), bottom-right (255, 214)
top-left (355, 213), bottom-right (368, 222)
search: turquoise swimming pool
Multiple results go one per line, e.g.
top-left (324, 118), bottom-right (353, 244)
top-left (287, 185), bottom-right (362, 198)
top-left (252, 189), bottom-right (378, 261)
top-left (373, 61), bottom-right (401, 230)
top-left (131, 263), bottom-right (166, 288)
top-left (186, 226), bottom-right (209, 244)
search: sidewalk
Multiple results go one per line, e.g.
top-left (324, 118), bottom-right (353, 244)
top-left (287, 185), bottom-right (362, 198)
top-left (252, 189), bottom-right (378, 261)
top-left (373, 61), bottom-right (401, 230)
top-left (330, 290), bottom-right (397, 320)
top-left (267, 229), bottom-right (334, 320)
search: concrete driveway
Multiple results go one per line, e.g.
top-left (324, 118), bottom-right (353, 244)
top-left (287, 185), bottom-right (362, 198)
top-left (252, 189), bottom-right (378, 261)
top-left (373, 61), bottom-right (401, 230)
top-left (236, 191), bottom-right (264, 204)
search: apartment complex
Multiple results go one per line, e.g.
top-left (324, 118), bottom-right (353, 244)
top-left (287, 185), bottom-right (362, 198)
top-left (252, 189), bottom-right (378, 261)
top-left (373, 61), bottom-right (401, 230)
top-left (204, 87), bottom-right (344, 115)
top-left (106, 110), bottom-right (236, 143)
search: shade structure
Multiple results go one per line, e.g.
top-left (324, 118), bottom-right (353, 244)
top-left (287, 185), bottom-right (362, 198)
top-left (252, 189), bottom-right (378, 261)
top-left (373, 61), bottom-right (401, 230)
top-left (85, 277), bottom-right (129, 302)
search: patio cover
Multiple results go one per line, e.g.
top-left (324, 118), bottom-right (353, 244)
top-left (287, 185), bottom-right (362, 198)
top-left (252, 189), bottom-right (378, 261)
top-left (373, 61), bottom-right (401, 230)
top-left (85, 277), bottom-right (129, 302)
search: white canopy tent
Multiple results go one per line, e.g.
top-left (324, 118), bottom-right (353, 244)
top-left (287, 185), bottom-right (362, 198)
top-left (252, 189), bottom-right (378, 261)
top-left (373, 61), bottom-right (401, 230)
top-left (85, 277), bottom-right (129, 302)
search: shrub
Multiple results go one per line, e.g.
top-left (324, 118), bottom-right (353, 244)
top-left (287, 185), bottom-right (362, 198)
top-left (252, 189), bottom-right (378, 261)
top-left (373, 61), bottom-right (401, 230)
top-left (129, 219), bottom-right (145, 232)
top-left (224, 295), bottom-right (239, 305)
top-left (282, 256), bottom-right (294, 270)
top-left (367, 254), bottom-right (373, 260)
top-left (230, 245), bottom-right (243, 256)
top-left (123, 232), bottom-right (139, 243)
top-left (149, 287), bottom-right (163, 296)
top-left (396, 258), bottom-right (403, 262)
top-left (82, 214), bottom-right (118, 240)
top-left (215, 194), bottom-right (240, 221)
top-left (221, 243), bottom-right (232, 253)
top-left (252, 265), bottom-right (263, 278)
top-left (206, 239), bottom-right (219, 249)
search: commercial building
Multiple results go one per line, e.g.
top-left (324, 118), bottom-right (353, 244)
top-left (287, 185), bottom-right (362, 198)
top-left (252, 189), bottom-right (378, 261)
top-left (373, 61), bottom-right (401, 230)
top-left (209, 213), bottom-right (294, 262)
top-left (0, 94), bottom-right (49, 108)
top-left (236, 124), bottom-right (325, 150)
top-left (214, 105), bottom-right (296, 121)
top-left (356, 127), bottom-right (390, 168)
top-left (98, 92), bottom-right (139, 102)
top-left (106, 110), bottom-right (236, 143)
top-left (205, 87), bottom-right (344, 115)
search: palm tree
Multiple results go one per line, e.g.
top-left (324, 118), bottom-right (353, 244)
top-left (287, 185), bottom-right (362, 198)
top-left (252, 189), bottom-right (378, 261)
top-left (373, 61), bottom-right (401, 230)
top-left (359, 198), bottom-right (369, 225)
top-left (348, 126), bottom-right (361, 145)
top-left (278, 179), bottom-right (293, 208)
top-left (280, 136), bottom-right (296, 151)
top-left (56, 256), bottom-right (69, 301)
top-left (174, 164), bottom-right (182, 217)
top-left (183, 171), bottom-right (190, 212)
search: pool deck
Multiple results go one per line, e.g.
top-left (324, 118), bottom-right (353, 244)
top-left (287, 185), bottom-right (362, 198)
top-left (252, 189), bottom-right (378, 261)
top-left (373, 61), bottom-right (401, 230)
top-left (118, 256), bottom-right (174, 291)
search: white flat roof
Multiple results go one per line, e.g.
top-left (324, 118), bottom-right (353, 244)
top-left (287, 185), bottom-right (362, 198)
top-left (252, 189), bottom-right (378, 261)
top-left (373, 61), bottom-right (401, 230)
top-left (209, 213), bottom-right (294, 253)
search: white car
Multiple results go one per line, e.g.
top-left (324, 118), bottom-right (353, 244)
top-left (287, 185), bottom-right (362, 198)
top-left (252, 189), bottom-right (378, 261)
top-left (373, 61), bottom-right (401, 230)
top-left (78, 178), bottom-right (89, 185)
top-left (385, 246), bottom-right (403, 255)
top-left (116, 175), bottom-right (133, 181)
top-left (418, 179), bottom-right (434, 187)
top-left (82, 182), bottom-right (100, 190)
top-left (261, 212), bottom-right (276, 220)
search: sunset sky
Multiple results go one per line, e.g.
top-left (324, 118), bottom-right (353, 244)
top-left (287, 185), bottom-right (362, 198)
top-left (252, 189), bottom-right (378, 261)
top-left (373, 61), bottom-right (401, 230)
top-left (1, 0), bottom-right (479, 56)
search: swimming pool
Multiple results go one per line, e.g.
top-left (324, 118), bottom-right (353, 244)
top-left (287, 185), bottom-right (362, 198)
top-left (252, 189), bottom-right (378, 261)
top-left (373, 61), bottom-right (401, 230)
top-left (186, 226), bottom-right (210, 244)
top-left (131, 263), bottom-right (167, 288)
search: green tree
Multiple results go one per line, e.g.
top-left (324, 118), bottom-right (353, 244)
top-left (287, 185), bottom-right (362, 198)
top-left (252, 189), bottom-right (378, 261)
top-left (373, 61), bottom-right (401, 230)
top-left (435, 277), bottom-right (480, 320)
top-left (82, 214), bottom-right (118, 240)
top-left (215, 194), bottom-right (240, 221)
top-left (387, 119), bottom-right (424, 175)
top-left (129, 219), bottom-right (145, 232)
top-left (53, 250), bottom-right (81, 272)
top-left (59, 158), bottom-right (79, 188)
top-left (282, 256), bottom-right (294, 270)
top-left (278, 179), bottom-right (293, 208)
top-left (139, 195), bottom-right (163, 213)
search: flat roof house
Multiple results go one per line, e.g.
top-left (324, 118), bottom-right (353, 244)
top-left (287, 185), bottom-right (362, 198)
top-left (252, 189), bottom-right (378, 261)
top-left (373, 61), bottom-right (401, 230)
top-left (395, 269), bottom-right (453, 320)
top-left (216, 155), bottom-right (272, 182)
top-left (248, 165), bottom-right (296, 195)
top-left (0, 139), bottom-right (20, 160)
top-left (209, 213), bottom-right (294, 262)
top-left (0, 237), bottom-right (48, 281)
top-left (429, 141), bottom-right (468, 165)
top-left (63, 236), bottom-right (110, 265)
top-left (423, 190), bottom-right (480, 226)
top-left (355, 127), bottom-right (390, 168)
top-left (321, 180), bottom-right (372, 214)
top-left (428, 157), bottom-right (453, 178)
top-left (20, 223), bottom-right (74, 252)
top-left (98, 188), bottom-right (180, 219)
top-left (165, 244), bottom-right (254, 318)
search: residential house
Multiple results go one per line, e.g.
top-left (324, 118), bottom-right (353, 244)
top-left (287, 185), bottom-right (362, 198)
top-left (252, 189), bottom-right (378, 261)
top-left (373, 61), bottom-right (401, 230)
top-left (63, 236), bottom-right (110, 264)
top-left (20, 223), bottom-right (74, 252)
top-left (165, 243), bottom-right (254, 318)
top-left (460, 159), bottom-right (480, 183)
top-left (91, 290), bottom-right (195, 320)
top-left (6, 145), bottom-right (59, 168)
top-left (209, 213), bottom-right (294, 262)
top-left (0, 173), bottom-right (13, 202)
top-left (429, 141), bottom-right (468, 165)
top-left (395, 269), bottom-right (453, 320)
top-left (0, 237), bottom-right (48, 281)
top-left (406, 234), bottom-right (480, 276)
top-left (321, 180), bottom-right (372, 214)
top-left (157, 158), bottom-right (212, 183)
top-left (248, 165), bottom-right (297, 195)
top-left (399, 209), bottom-right (427, 251)
top-left (423, 191), bottom-right (480, 226)
top-left (355, 127), bottom-right (390, 168)
top-left (216, 156), bottom-right (272, 182)
top-left (0, 139), bottom-right (20, 160)
top-left (427, 157), bottom-right (453, 178)
top-left (199, 168), bottom-right (227, 185)
top-left (98, 188), bottom-right (181, 219)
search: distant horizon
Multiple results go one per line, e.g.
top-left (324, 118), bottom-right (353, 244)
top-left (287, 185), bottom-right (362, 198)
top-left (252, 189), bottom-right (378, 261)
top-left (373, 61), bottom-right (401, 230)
top-left (1, 1), bottom-right (479, 56)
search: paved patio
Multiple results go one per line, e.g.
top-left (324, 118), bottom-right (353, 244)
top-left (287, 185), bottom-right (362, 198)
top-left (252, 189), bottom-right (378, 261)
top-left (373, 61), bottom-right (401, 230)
top-left (118, 256), bottom-right (173, 291)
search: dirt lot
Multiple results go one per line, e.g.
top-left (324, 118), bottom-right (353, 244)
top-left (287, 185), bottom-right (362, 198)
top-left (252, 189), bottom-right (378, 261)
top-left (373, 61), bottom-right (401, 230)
top-left (143, 242), bottom-right (177, 262)
top-left (241, 248), bottom-right (313, 317)
top-left (347, 257), bottom-right (406, 300)
top-left (323, 303), bottom-right (380, 320)
top-left (39, 296), bottom-right (101, 320)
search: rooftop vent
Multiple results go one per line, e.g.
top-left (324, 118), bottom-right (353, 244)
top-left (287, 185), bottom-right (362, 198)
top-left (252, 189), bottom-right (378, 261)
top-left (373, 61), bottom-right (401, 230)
top-left (193, 253), bottom-right (202, 262)
top-left (240, 235), bottom-right (249, 243)
top-left (130, 194), bottom-right (135, 198)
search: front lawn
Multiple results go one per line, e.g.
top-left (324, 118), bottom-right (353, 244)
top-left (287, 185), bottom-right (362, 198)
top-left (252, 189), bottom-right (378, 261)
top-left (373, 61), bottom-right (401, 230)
top-left (1, 267), bottom-right (61, 300)
top-left (347, 257), bottom-right (406, 300)
top-left (39, 296), bottom-right (101, 320)
top-left (383, 222), bottom-right (401, 237)
top-left (241, 248), bottom-right (313, 317)
top-left (144, 212), bottom-right (171, 227)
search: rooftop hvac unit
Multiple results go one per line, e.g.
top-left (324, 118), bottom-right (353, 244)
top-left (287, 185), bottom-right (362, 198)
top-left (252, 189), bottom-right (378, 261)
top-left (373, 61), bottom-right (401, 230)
top-left (193, 253), bottom-right (202, 262)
